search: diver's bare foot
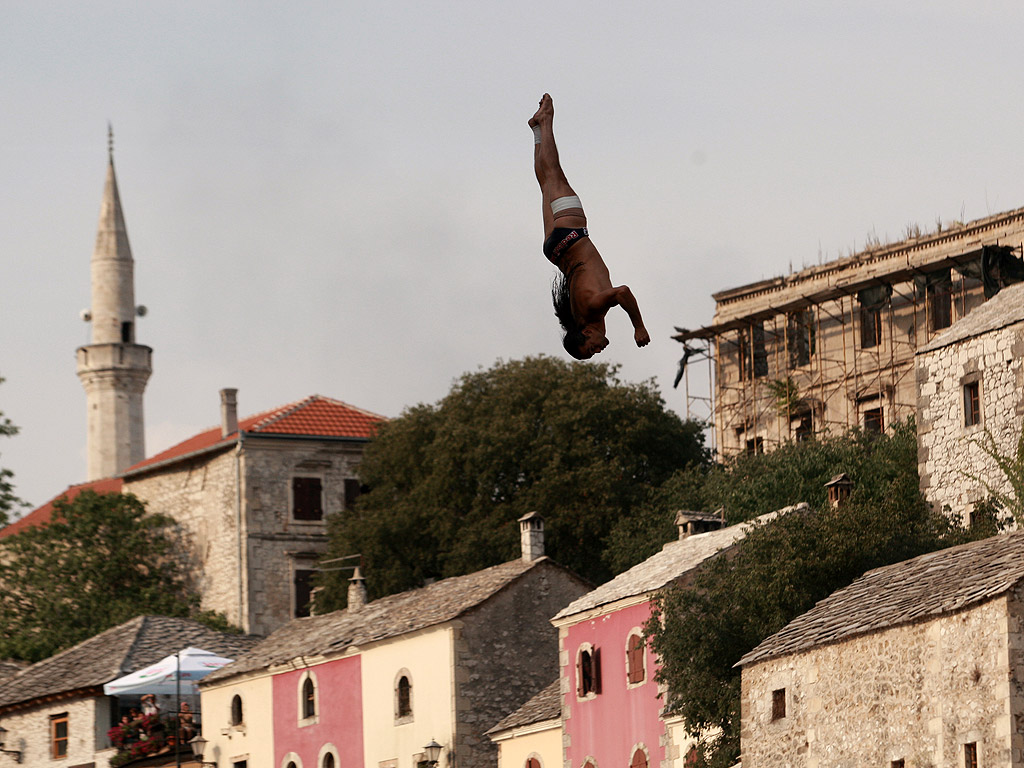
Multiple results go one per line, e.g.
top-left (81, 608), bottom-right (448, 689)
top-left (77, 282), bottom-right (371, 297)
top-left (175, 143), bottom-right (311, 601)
top-left (529, 93), bottom-right (554, 128)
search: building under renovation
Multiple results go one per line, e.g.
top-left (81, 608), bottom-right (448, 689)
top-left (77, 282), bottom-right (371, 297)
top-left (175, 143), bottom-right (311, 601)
top-left (675, 206), bottom-right (1024, 457)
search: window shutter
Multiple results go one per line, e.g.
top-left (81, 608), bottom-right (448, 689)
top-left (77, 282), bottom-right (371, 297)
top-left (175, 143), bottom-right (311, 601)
top-left (592, 647), bottom-right (601, 694)
top-left (628, 634), bottom-right (645, 684)
top-left (576, 651), bottom-right (584, 697)
top-left (293, 477), bottom-right (323, 520)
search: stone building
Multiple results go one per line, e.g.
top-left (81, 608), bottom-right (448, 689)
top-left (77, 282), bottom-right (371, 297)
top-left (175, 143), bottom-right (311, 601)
top-left (0, 615), bottom-right (259, 767)
top-left (917, 280), bottom-right (1024, 521)
top-left (674, 207), bottom-right (1024, 457)
top-left (198, 515), bottom-right (591, 768)
top-left (736, 531), bottom-right (1024, 768)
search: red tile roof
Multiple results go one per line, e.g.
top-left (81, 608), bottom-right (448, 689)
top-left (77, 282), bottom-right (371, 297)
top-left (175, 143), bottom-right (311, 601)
top-left (0, 477), bottom-right (124, 540)
top-left (124, 395), bottom-right (386, 475)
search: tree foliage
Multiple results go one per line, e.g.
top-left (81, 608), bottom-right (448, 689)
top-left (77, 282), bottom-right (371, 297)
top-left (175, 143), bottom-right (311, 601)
top-left (0, 490), bottom-right (235, 662)
top-left (317, 356), bottom-right (707, 610)
top-left (0, 377), bottom-right (27, 527)
top-left (645, 423), bottom-right (996, 768)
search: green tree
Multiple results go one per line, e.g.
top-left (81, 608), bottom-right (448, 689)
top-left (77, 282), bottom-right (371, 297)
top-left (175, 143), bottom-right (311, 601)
top-left (0, 377), bottom-right (27, 527)
top-left (645, 423), bottom-right (993, 768)
top-left (0, 490), bottom-right (235, 662)
top-left (316, 356), bottom-right (707, 610)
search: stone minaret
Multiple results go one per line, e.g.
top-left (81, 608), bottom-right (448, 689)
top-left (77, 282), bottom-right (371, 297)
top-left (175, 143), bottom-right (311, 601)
top-left (76, 129), bottom-right (152, 480)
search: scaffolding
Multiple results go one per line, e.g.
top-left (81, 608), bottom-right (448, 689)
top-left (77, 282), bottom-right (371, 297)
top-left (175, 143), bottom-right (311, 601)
top-left (675, 242), bottom-right (1021, 460)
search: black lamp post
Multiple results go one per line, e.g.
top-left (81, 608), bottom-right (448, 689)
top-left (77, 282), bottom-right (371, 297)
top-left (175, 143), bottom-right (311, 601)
top-left (0, 727), bottom-right (22, 764)
top-left (423, 739), bottom-right (443, 767)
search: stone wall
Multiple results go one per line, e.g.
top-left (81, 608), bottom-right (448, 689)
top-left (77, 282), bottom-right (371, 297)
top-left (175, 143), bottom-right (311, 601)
top-left (455, 562), bottom-right (590, 768)
top-left (0, 694), bottom-right (116, 766)
top-left (740, 594), bottom-right (1020, 767)
top-left (917, 322), bottom-right (1024, 521)
top-left (125, 436), bottom-right (367, 636)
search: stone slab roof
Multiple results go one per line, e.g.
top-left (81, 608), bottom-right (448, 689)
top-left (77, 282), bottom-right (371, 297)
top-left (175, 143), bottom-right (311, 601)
top-left (0, 616), bottom-right (261, 711)
top-left (738, 530), bottom-right (1024, 668)
top-left (124, 395), bottom-right (386, 475)
top-left (205, 557), bottom-right (571, 684)
top-left (486, 679), bottom-right (561, 735)
top-left (919, 280), bottom-right (1024, 353)
top-left (552, 506), bottom-right (805, 622)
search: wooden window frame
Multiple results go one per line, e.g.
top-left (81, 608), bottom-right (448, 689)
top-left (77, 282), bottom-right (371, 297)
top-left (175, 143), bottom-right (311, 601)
top-left (964, 742), bottom-right (978, 768)
top-left (964, 381), bottom-right (982, 427)
top-left (51, 712), bottom-right (69, 758)
top-left (626, 633), bottom-right (646, 685)
top-left (292, 476), bottom-right (324, 521)
top-left (576, 644), bottom-right (601, 698)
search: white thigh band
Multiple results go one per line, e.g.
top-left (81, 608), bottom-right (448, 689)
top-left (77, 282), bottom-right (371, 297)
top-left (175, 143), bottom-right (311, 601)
top-left (551, 195), bottom-right (583, 215)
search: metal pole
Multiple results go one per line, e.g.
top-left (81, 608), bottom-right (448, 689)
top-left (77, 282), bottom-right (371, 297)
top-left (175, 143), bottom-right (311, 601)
top-left (176, 651), bottom-right (181, 768)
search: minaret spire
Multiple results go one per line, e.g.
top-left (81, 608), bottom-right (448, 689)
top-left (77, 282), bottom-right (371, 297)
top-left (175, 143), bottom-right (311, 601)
top-left (76, 130), bottom-right (152, 480)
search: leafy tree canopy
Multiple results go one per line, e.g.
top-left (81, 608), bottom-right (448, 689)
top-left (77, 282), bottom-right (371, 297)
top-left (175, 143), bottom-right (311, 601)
top-left (644, 422), bottom-right (997, 768)
top-left (0, 377), bottom-right (27, 528)
top-left (317, 355), bottom-right (707, 610)
top-left (0, 490), bottom-right (237, 662)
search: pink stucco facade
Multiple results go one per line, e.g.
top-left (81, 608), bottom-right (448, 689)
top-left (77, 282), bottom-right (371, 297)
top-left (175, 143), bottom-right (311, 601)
top-left (273, 656), bottom-right (363, 768)
top-left (563, 600), bottom-right (663, 768)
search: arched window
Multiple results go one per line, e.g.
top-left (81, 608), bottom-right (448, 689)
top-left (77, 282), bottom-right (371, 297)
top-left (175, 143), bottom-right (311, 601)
top-left (397, 675), bottom-right (412, 718)
top-left (230, 694), bottom-right (244, 726)
top-left (303, 676), bottom-right (316, 719)
top-left (323, 754), bottom-right (335, 768)
top-left (626, 632), bottom-right (645, 684)
top-left (526, 757), bottom-right (542, 768)
top-left (630, 748), bottom-right (648, 768)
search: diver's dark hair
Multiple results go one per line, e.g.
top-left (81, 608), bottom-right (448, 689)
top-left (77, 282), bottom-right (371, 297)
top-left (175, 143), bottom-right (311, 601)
top-left (552, 263), bottom-right (587, 359)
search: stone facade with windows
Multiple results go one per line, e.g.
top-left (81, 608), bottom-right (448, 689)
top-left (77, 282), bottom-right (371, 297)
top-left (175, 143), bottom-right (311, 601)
top-left (737, 532), bottom-right (1024, 767)
top-left (674, 207), bottom-right (1024, 457)
top-left (916, 280), bottom-right (1024, 521)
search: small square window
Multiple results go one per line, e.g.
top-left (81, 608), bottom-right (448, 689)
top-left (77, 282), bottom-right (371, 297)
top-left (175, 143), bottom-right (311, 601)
top-left (860, 306), bottom-right (882, 349)
top-left (864, 408), bottom-right (883, 434)
top-left (771, 688), bottom-right (786, 721)
top-left (891, 760), bottom-right (905, 768)
top-left (964, 381), bottom-right (981, 427)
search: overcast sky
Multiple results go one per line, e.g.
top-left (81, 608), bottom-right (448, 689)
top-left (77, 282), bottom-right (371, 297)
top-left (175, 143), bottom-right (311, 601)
top-left (3, 1), bottom-right (1024, 510)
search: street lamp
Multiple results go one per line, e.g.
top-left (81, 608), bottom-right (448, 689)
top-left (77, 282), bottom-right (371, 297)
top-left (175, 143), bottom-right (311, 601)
top-left (0, 726), bottom-right (22, 763)
top-left (189, 734), bottom-right (215, 767)
top-left (423, 740), bottom-right (443, 767)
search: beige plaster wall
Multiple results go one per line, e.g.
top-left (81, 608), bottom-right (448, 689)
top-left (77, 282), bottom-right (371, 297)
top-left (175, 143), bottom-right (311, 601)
top-left (492, 721), bottom-right (561, 768)
top-left (740, 596), bottom-right (1018, 768)
top-left (917, 322), bottom-right (1024, 521)
top-left (360, 625), bottom-right (456, 768)
top-left (200, 673), bottom-right (275, 768)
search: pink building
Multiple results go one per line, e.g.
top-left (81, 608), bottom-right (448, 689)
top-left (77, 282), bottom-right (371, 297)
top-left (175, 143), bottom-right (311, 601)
top-left (550, 508), bottom-right (800, 768)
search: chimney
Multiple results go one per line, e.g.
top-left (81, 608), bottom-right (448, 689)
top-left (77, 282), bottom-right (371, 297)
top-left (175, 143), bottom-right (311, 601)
top-left (220, 388), bottom-right (238, 438)
top-left (825, 473), bottom-right (854, 509)
top-left (348, 565), bottom-right (368, 610)
top-left (674, 509), bottom-right (726, 540)
top-left (518, 512), bottom-right (544, 561)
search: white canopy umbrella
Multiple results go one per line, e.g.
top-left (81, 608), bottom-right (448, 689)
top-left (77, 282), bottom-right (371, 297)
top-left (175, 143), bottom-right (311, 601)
top-left (103, 647), bottom-right (235, 696)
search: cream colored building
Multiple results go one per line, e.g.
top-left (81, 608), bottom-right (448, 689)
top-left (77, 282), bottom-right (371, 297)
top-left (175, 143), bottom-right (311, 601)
top-left (675, 207), bottom-right (1024, 457)
top-left (737, 531), bottom-right (1024, 767)
top-left (487, 681), bottom-right (562, 768)
top-left (195, 669), bottom-right (274, 768)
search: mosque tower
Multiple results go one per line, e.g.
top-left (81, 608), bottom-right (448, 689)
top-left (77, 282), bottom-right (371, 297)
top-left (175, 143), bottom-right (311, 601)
top-left (76, 128), bottom-right (152, 480)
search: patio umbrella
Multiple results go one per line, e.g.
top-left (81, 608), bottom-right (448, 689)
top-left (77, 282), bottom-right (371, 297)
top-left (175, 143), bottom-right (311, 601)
top-left (103, 647), bottom-right (235, 696)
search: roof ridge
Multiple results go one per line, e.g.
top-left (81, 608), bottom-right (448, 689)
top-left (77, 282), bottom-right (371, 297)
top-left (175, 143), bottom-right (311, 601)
top-left (247, 396), bottom-right (315, 432)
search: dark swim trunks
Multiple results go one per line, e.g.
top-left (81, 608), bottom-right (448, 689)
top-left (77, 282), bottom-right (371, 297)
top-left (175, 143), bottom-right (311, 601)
top-left (543, 227), bottom-right (589, 265)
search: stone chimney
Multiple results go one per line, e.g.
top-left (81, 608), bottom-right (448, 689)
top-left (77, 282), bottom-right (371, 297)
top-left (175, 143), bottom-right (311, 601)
top-left (518, 512), bottom-right (544, 561)
top-left (348, 565), bottom-right (368, 610)
top-left (674, 509), bottom-right (726, 540)
top-left (220, 388), bottom-right (238, 438)
top-left (825, 473), bottom-right (854, 509)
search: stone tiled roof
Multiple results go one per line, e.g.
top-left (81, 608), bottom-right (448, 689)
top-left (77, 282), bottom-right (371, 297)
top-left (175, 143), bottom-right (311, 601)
top-left (738, 531), bottom-right (1024, 667)
top-left (0, 616), bottom-right (261, 711)
top-left (486, 679), bottom-right (560, 734)
top-left (552, 506), bottom-right (805, 621)
top-left (205, 557), bottom-right (564, 685)
top-left (124, 395), bottom-right (386, 475)
top-left (919, 280), bottom-right (1024, 353)
top-left (0, 477), bottom-right (124, 540)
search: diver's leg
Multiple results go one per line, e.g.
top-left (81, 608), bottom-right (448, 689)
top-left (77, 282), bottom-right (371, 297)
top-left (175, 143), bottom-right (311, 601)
top-left (530, 94), bottom-right (586, 238)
